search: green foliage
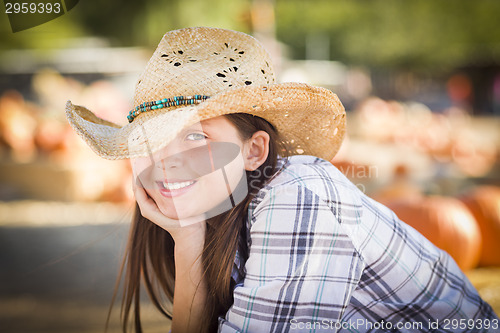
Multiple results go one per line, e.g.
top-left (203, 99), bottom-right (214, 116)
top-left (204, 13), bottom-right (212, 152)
top-left (2, 0), bottom-right (499, 72)
top-left (0, 0), bottom-right (251, 51)
top-left (275, 0), bottom-right (500, 71)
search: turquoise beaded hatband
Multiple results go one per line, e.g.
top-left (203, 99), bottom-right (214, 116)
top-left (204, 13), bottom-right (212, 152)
top-left (127, 95), bottom-right (210, 123)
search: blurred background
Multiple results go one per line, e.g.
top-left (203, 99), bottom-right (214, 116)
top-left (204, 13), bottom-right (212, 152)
top-left (1, 0), bottom-right (499, 332)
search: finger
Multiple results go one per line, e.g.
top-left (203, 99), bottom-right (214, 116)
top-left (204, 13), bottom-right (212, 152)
top-left (133, 185), bottom-right (184, 231)
top-left (132, 179), bottom-right (204, 231)
top-left (133, 185), bottom-right (160, 215)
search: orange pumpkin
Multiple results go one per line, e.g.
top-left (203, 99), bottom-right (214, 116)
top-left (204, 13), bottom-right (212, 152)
top-left (460, 186), bottom-right (500, 267)
top-left (386, 196), bottom-right (482, 271)
top-left (370, 165), bottom-right (423, 205)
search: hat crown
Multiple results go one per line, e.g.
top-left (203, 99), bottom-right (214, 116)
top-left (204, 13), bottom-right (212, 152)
top-left (133, 27), bottom-right (276, 108)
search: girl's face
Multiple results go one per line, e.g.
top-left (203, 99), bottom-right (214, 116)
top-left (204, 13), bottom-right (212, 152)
top-left (132, 116), bottom-right (267, 225)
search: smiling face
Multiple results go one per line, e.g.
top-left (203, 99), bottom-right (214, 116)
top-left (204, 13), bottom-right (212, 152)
top-left (131, 116), bottom-right (268, 225)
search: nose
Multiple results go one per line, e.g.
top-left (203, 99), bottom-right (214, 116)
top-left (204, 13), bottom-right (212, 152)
top-left (154, 141), bottom-right (186, 171)
top-left (160, 154), bottom-right (183, 169)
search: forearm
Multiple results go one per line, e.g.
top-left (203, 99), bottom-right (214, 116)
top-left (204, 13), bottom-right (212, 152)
top-left (171, 228), bottom-right (207, 333)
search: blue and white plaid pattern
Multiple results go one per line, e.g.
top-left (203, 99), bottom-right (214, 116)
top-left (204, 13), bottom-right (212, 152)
top-left (218, 156), bottom-right (498, 332)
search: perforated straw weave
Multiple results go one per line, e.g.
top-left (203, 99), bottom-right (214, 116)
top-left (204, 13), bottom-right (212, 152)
top-left (66, 27), bottom-right (346, 160)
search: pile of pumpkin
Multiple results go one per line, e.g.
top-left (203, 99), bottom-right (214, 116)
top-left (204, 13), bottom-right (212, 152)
top-left (0, 70), bottom-right (134, 203)
top-left (0, 70), bottom-right (129, 164)
top-left (351, 97), bottom-right (498, 178)
top-left (373, 185), bottom-right (500, 271)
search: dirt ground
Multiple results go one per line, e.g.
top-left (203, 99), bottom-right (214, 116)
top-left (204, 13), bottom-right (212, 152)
top-left (0, 215), bottom-right (498, 333)
top-left (467, 267), bottom-right (500, 316)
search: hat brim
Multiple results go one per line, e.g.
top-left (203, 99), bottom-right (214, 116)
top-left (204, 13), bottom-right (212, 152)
top-left (66, 82), bottom-right (346, 161)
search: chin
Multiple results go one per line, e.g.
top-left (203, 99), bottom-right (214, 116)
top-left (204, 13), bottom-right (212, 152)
top-left (156, 203), bottom-right (180, 220)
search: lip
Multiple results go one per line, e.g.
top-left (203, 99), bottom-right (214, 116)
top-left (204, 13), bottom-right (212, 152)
top-left (156, 179), bottom-right (197, 198)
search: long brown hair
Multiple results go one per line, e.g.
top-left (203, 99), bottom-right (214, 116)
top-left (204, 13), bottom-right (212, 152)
top-left (110, 114), bottom-right (287, 332)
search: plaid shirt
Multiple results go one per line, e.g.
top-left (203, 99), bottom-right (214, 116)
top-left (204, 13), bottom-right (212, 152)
top-left (218, 156), bottom-right (498, 332)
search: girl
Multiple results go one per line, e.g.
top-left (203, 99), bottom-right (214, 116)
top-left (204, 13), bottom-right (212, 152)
top-left (66, 27), bottom-right (498, 332)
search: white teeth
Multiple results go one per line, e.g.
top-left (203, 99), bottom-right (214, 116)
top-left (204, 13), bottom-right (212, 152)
top-left (162, 180), bottom-right (195, 190)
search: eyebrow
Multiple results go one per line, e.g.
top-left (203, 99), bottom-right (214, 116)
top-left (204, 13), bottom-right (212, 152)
top-left (176, 125), bottom-right (208, 141)
top-left (180, 118), bottom-right (222, 136)
top-left (199, 119), bottom-right (222, 132)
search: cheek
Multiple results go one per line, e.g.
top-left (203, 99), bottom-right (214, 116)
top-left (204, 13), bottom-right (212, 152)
top-left (198, 171), bottom-right (228, 196)
top-left (131, 158), bottom-right (150, 180)
top-left (226, 151), bottom-right (246, 182)
top-left (195, 166), bottom-right (245, 205)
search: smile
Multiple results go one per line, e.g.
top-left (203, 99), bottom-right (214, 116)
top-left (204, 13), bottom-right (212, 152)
top-left (162, 180), bottom-right (196, 190)
top-left (156, 180), bottom-right (197, 198)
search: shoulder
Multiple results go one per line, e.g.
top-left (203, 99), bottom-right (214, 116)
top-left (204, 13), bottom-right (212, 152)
top-left (244, 155), bottom-right (368, 243)
top-left (250, 155), bottom-right (363, 213)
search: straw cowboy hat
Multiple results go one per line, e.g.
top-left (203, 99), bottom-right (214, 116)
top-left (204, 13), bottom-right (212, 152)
top-left (66, 27), bottom-right (346, 160)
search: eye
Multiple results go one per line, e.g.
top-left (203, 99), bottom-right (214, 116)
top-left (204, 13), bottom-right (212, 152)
top-left (185, 132), bottom-right (207, 141)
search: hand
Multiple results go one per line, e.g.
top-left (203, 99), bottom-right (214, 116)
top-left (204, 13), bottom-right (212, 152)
top-left (133, 181), bottom-right (206, 243)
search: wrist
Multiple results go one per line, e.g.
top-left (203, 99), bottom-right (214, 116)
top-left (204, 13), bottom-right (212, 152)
top-left (171, 222), bottom-right (206, 265)
top-left (171, 221), bottom-right (206, 244)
